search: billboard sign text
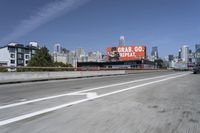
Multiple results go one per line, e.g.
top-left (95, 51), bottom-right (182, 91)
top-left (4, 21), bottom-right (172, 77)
top-left (107, 46), bottom-right (146, 61)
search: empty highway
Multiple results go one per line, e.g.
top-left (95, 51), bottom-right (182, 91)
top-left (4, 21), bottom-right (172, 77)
top-left (0, 71), bottom-right (200, 133)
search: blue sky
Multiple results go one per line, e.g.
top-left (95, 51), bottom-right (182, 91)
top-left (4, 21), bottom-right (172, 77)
top-left (0, 0), bottom-right (200, 57)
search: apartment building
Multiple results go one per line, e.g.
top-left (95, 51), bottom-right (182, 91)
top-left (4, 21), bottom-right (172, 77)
top-left (0, 43), bottom-right (39, 67)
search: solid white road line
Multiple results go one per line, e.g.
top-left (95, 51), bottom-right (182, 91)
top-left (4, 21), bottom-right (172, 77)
top-left (0, 73), bottom-right (181, 110)
top-left (0, 73), bottom-right (189, 126)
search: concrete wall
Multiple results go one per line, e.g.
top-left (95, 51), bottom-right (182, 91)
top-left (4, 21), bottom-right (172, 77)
top-left (125, 69), bottom-right (169, 74)
top-left (0, 71), bottom-right (125, 83)
top-left (0, 70), bottom-right (171, 84)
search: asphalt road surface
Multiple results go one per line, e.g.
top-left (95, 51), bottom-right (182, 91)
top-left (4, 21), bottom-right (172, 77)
top-left (0, 71), bottom-right (199, 133)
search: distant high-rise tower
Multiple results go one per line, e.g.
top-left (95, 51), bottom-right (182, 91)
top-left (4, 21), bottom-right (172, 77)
top-left (178, 49), bottom-right (181, 60)
top-left (168, 55), bottom-right (174, 62)
top-left (54, 43), bottom-right (61, 53)
top-left (151, 46), bottom-right (159, 60)
top-left (181, 45), bottom-right (189, 63)
top-left (195, 44), bottom-right (200, 63)
top-left (119, 36), bottom-right (125, 46)
top-left (75, 48), bottom-right (85, 58)
top-left (195, 44), bottom-right (200, 51)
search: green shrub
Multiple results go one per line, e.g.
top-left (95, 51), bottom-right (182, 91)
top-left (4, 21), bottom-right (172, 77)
top-left (0, 67), bottom-right (8, 72)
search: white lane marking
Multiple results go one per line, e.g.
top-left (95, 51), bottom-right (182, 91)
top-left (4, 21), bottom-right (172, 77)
top-left (67, 92), bottom-right (98, 99)
top-left (86, 92), bottom-right (97, 99)
top-left (0, 73), bottom-right (189, 126)
top-left (0, 73), bottom-right (185, 110)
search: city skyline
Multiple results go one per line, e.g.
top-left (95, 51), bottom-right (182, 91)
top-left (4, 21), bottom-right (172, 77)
top-left (1, 0), bottom-right (200, 57)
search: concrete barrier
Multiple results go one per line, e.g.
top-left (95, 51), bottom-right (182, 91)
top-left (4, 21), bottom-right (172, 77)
top-left (0, 70), bottom-right (171, 84)
top-left (0, 71), bottom-right (125, 84)
top-left (125, 69), bottom-right (170, 74)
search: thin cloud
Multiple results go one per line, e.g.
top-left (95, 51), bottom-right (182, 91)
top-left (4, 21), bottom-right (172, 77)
top-left (1, 0), bottom-right (91, 43)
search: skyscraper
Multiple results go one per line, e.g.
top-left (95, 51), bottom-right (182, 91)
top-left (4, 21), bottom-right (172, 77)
top-left (119, 36), bottom-right (125, 46)
top-left (181, 45), bottom-right (189, 63)
top-left (168, 55), bottom-right (174, 62)
top-left (188, 49), bottom-right (193, 63)
top-left (178, 49), bottom-right (181, 60)
top-left (195, 44), bottom-right (200, 63)
top-left (75, 48), bottom-right (85, 57)
top-left (151, 46), bottom-right (159, 61)
top-left (195, 44), bottom-right (200, 51)
top-left (54, 43), bottom-right (61, 53)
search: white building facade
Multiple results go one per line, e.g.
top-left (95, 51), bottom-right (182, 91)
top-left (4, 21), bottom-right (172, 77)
top-left (0, 43), bottom-right (39, 67)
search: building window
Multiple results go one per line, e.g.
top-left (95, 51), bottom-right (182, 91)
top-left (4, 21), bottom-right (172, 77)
top-left (32, 50), bottom-right (36, 54)
top-left (10, 60), bottom-right (15, 64)
top-left (25, 55), bottom-right (30, 59)
top-left (10, 54), bottom-right (15, 58)
top-left (17, 60), bottom-right (24, 64)
top-left (25, 60), bottom-right (28, 64)
top-left (25, 49), bottom-right (29, 54)
top-left (18, 54), bottom-right (23, 59)
top-left (25, 55), bottom-right (29, 59)
top-left (18, 48), bottom-right (24, 53)
top-left (9, 47), bottom-right (15, 53)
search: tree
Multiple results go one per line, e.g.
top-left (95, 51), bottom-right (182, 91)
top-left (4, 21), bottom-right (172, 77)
top-left (28, 47), bottom-right (54, 67)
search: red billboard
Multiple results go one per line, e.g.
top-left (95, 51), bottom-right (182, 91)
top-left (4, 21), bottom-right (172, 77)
top-left (107, 46), bottom-right (146, 61)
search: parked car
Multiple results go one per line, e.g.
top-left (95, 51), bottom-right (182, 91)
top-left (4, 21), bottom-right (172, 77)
top-left (193, 63), bottom-right (200, 74)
